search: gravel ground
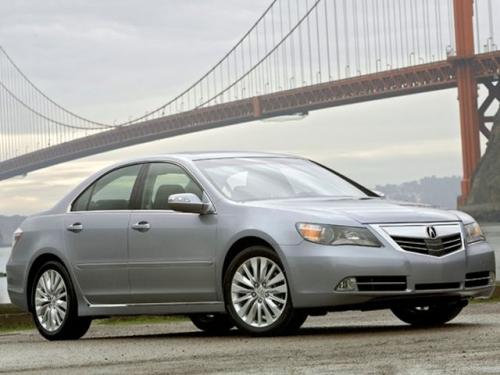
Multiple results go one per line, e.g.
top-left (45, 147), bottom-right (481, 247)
top-left (0, 303), bottom-right (499, 375)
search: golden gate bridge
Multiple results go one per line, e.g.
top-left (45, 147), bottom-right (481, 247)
top-left (0, 0), bottom-right (499, 204)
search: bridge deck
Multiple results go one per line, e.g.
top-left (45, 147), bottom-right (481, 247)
top-left (1, 51), bottom-right (499, 181)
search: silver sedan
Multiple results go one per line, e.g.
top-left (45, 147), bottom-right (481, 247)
top-left (7, 152), bottom-right (496, 340)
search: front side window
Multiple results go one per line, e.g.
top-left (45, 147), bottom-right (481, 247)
top-left (196, 157), bottom-right (370, 202)
top-left (140, 163), bottom-right (203, 210)
top-left (72, 164), bottom-right (142, 211)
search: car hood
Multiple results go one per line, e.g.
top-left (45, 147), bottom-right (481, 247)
top-left (247, 198), bottom-right (460, 224)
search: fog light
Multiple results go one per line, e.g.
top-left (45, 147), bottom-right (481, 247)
top-left (336, 277), bottom-right (357, 292)
top-left (489, 272), bottom-right (496, 285)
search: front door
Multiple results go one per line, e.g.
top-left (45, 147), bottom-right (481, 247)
top-left (64, 163), bottom-right (142, 304)
top-left (128, 162), bottom-right (217, 303)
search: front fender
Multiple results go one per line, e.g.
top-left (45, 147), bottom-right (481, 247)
top-left (216, 229), bottom-right (296, 305)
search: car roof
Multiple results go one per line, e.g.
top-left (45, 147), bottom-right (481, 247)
top-left (122, 151), bottom-right (303, 163)
top-left (172, 151), bottom-right (299, 160)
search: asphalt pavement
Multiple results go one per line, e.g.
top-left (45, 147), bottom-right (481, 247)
top-left (1, 302), bottom-right (499, 374)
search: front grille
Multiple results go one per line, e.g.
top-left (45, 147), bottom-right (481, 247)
top-left (415, 282), bottom-right (461, 291)
top-left (391, 233), bottom-right (462, 257)
top-left (465, 271), bottom-right (491, 288)
top-left (356, 276), bottom-right (407, 292)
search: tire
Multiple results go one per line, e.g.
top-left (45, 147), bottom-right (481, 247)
top-left (31, 260), bottom-right (91, 340)
top-left (286, 311), bottom-right (308, 332)
top-left (189, 314), bottom-right (234, 334)
top-left (391, 300), bottom-right (466, 327)
top-left (223, 246), bottom-right (304, 336)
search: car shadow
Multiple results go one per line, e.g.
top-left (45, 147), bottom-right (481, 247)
top-left (84, 322), bottom-right (485, 341)
top-left (294, 322), bottom-right (482, 336)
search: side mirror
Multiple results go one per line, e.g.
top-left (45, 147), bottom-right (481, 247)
top-left (168, 193), bottom-right (213, 214)
top-left (372, 190), bottom-right (386, 199)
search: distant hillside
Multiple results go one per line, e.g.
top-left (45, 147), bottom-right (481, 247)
top-left (0, 215), bottom-right (26, 246)
top-left (374, 176), bottom-right (461, 209)
top-left (463, 114), bottom-right (500, 221)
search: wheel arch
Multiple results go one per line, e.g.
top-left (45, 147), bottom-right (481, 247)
top-left (220, 231), bottom-right (294, 305)
top-left (222, 236), bottom-right (277, 279)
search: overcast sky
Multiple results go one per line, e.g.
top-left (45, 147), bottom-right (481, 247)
top-left (0, 0), bottom-right (489, 216)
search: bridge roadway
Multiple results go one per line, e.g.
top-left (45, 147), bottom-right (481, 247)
top-left (1, 51), bottom-right (499, 181)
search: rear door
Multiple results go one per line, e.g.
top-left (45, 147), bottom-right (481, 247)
top-left (128, 162), bottom-right (218, 303)
top-left (64, 163), bottom-right (143, 304)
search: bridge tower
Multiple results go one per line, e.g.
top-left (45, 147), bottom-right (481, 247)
top-left (454, 0), bottom-right (480, 205)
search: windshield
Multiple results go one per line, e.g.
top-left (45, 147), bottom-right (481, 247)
top-left (196, 157), bottom-right (370, 202)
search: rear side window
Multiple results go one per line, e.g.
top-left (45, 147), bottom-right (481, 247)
top-left (72, 164), bottom-right (142, 211)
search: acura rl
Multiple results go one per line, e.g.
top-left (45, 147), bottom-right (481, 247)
top-left (7, 152), bottom-right (496, 340)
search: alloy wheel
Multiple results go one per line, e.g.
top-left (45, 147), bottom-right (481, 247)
top-left (35, 269), bottom-right (68, 332)
top-left (230, 256), bottom-right (288, 328)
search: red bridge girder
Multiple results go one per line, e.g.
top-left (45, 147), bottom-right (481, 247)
top-left (0, 51), bottom-right (499, 183)
top-left (257, 51), bottom-right (500, 119)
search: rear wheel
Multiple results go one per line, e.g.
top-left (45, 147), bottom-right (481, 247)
top-left (190, 314), bottom-right (234, 334)
top-left (224, 246), bottom-right (306, 336)
top-left (31, 261), bottom-right (91, 340)
top-left (391, 300), bottom-right (466, 326)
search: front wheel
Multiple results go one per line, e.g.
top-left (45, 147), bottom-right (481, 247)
top-left (223, 246), bottom-right (305, 336)
top-left (391, 300), bottom-right (466, 327)
top-left (31, 261), bottom-right (91, 340)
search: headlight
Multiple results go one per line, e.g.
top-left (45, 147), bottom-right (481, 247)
top-left (296, 223), bottom-right (382, 247)
top-left (464, 222), bottom-right (485, 244)
top-left (12, 227), bottom-right (23, 248)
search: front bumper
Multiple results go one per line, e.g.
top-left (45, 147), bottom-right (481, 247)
top-left (281, 239), bottom-right (496, 309)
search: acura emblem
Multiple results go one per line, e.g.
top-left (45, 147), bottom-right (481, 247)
top-left (426, 226), bottom-right (437, 239)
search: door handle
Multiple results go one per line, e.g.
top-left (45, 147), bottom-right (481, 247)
top-left (67, 222), bottom-right (83, 233)
top-left (131, 221), bottom-right (151, 232)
